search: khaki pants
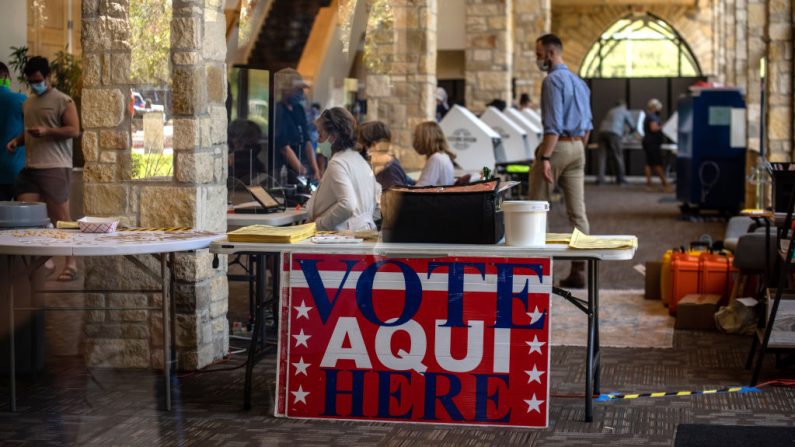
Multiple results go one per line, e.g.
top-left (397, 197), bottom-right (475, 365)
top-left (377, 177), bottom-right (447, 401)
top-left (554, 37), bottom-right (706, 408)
top-left (529, 140), bottom-right (590, 234)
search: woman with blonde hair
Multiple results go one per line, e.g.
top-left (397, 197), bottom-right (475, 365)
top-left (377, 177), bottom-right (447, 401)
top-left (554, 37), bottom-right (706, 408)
top-left (306, 107), bottom-right (381, 231)
top-left (642, 98), bottom-right (670, 191)
top-left (412, 121), bottom-right (456, 186)
top-left (358, 121), bottom-right (413, 189)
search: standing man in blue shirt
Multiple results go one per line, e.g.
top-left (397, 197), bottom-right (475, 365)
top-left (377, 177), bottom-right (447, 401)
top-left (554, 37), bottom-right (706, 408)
top-left (597, 100), bottom-right (636, 186)
top-left (0, 62), bottom-right (26, 201)
top-left (530, 34), bottom-right (593, 288)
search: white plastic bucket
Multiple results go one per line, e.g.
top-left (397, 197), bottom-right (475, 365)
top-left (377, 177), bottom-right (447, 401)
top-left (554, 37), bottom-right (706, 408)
top-left (502, 201), bottom-right (549, 247)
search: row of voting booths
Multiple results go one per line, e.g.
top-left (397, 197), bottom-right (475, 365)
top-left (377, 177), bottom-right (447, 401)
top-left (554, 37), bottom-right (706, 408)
top-left (439, 105), bottom-right (544, 182)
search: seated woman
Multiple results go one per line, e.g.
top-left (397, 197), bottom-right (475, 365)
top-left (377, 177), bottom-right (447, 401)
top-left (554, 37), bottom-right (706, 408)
top-left (306, 107), bottom-right (381, 231)
top-left (358, 121), bottom-right (414, 189)
top-left (413, 121), bottom-right (456, 186)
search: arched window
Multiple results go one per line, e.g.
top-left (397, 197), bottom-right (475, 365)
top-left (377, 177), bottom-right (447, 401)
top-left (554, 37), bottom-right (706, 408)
top-left (580, 13), bottom-right (701, 78)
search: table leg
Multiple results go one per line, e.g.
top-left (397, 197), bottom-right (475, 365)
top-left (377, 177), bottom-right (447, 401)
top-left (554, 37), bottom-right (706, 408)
top-left (244, 254), bottom-right (266, 410)
top-left (6, 255), bottom-right (16, 412)
top-left (585, 259), bottom-right (596, 422)
top-left (593, 260), bottom-right (601, 395)
top-left (248, 255), bottom-right (255, 332)
top-left (161, 253), bottom-right (171, 411)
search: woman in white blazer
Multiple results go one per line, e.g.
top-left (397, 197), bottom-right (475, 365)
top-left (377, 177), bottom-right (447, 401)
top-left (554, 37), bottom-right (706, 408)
top-left (306, 107), bottom-right (381, 231)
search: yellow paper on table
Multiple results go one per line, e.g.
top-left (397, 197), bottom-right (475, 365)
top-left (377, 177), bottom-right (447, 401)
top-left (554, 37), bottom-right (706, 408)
top-left (227, 223), bottom-right (316, 243)
top-left (568, 228), bottom-right (637, 250)
top-left (546, 233), bottom-right (572, 244)
top-left (56, 221), bottom-right (79, 230)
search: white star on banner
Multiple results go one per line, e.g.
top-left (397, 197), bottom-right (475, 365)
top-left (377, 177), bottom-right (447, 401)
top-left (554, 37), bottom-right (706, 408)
top-left (526, 306), bottom-right (544, 325)
top-left (525, 365), bottom-right (545, 384)
top-left (524, 393), bottom-right (544, 413)
top-left (292, 357), bottom-right (311, 376)
top-left (294, 300), bottom-right (313, 320)
top-left (526, 335), bottom-right (546, 355)
top-left (292, 329), bottom-right (311, 348)
top-left (291, 385), bottom-right (310, 404)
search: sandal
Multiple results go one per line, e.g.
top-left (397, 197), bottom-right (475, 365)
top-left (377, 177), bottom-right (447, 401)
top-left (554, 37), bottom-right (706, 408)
top-left (56, 266), bottom-right (79, 282)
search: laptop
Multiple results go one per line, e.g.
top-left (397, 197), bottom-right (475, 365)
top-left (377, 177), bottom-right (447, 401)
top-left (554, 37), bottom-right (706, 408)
top-left (234, 186), bottom-right (284, 214)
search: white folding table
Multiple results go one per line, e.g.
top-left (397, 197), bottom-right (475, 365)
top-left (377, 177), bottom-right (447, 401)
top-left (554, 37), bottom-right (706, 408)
top-left (210, 237), bottom-right (636, 422)
top-left (0, 229), bottom-right (223, 411)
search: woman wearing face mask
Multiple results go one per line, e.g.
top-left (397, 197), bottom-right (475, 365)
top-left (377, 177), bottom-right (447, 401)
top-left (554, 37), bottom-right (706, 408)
top-left (306, 107), bottom-right (381, 231)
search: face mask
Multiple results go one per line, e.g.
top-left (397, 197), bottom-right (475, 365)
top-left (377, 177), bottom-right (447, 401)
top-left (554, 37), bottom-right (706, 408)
top-left (318, 137), bottom-right (333, 158)
top-left (536, 58), bottom-right (550, 72)
top-left (30, 81), bottom-right (47, 95)
top-left (288, 91), bottom-right (305, 106)
top-left (0, 78), bottom-right (9, 89)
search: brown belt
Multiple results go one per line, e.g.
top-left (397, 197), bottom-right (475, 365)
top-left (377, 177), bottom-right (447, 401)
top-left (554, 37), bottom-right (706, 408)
top-left (558, 136), bottom-right (585, 142)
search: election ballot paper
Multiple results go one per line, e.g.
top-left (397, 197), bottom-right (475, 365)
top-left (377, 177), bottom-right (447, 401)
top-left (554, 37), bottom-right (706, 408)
top-left (227, 223), bottom-right (316, 243)
top-left (568, 228), bottom-right (638, 250)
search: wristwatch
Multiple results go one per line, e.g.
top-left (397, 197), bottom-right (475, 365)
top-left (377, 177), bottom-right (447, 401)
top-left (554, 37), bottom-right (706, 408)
top-left (540, 155), bottom-right (551, 161)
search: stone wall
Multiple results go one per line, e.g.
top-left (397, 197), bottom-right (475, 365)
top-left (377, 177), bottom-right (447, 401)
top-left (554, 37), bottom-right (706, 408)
top-left (765, 0), bottom-right (793, 163)
top-left (551, 2), bottom-right (718, 76)
top-left (465, 0), bottom-right (513, 113)
top-left (364, 0), bottom-right (438, 171)
top-left (80, 0), bottom-right (229, 370)
top-left (512, 0), bottom-right (550, 105)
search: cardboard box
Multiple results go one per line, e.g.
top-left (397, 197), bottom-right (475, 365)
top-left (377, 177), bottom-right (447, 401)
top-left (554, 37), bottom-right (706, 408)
top-left (675, 294), bottom-right (722, 330)
top-left (645, 261), bottom-right (662, 300)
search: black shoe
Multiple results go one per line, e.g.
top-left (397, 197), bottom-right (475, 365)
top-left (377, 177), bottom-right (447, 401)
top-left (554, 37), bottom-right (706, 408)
top-left (559, 273), bottom-right (586, 289)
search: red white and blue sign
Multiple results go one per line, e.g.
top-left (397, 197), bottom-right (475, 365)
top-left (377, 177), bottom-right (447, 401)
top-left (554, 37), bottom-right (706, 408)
top-left (275, 253), bottom-right (552, 428)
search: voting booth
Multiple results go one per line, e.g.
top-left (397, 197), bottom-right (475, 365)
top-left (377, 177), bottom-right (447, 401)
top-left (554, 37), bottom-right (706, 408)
top-left (505, 108), bottom-right (542, 159)
top-left (676, 88), bottom-right (746, 212)
top-left (440, 105), bottom-right (504, 172)
top-left (481, 107), bottom-right (531, 164)
top-left (522, 108), bottom-right (543, 131)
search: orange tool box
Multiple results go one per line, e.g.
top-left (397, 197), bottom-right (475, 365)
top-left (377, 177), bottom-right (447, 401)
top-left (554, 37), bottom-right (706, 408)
top-left (661, 242), bottom-right (710, 308)
top-left (669, 251), bottom-right (701, 316)
top-left (697, 252), bottom-right (736, 305)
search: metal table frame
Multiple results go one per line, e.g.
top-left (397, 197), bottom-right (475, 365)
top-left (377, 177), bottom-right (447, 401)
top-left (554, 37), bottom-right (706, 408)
top-left (3, 252), bottom-right (176, 412)
top-left (1, 229), bottom-right (222, 412)
top-left (211, 240), bottom-right (635, 422)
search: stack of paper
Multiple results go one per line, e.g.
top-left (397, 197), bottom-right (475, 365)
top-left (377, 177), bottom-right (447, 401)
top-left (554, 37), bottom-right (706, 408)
top-left (546, 233), bottom-right (572, 244)
top-left (568, 228), bottom-right (638, 250)
top-left (227, 223), bottom-right (316, 243)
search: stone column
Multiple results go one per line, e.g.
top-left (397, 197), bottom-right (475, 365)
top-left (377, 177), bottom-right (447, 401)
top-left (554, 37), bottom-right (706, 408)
top-left (512, 0), bottom-right (549, 104)
top-left (80, 0), bottom-right (229, 370)
top-left (364, 0), bottom-right (438, 171)
top-left (764, 0), bottom-right (793, 162)
top-left (465, 0), bottom-right (512, 113)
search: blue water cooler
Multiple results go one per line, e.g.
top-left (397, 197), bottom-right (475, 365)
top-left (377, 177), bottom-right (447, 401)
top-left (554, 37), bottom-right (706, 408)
top-left (677, 88), bottom-right (746, 213)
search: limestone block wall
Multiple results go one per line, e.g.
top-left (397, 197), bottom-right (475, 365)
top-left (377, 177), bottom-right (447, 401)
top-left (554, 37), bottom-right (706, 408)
top-left (765, 0), bottom-right (793, 162)
top-left (465, 0), bottom-right (513, 113)
top-left (80, 0), bottom-right (229, 370)
top-left (512, 0), bottom-right (550, 104)
top-left (551, 2), bottom-right (718, 77)
top-left (364, 0), bottom-right (438, 171)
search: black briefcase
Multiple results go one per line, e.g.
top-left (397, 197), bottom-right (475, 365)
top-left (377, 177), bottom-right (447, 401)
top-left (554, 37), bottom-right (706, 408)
top-left (380, 179), bottom-right (504, 244)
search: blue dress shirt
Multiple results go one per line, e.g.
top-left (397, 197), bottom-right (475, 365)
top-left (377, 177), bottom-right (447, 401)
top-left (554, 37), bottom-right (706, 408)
top-left (0, 86), bottom-right (26, 184)
top-left (540, 64), bottom-right (592, 137)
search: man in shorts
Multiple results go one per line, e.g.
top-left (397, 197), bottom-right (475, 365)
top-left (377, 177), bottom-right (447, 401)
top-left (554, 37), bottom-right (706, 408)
top-left (6, 56), bottom-right (80, 281)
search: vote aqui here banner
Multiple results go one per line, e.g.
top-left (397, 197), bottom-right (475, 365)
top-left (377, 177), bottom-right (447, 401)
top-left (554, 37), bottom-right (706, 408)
top-left (275, 253), bottom-right (552, 428)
